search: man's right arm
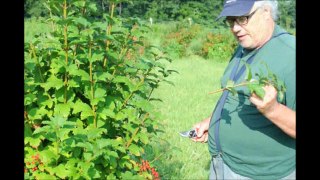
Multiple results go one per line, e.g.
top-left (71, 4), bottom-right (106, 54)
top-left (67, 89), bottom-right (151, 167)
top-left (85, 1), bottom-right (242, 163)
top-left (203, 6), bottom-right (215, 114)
top-left (192, 117), bottom-right (211, 143)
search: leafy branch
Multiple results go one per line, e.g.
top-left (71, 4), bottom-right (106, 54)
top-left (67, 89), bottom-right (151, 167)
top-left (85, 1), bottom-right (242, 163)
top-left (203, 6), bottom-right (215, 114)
top-left (208, 62), bottom-right (286, 102)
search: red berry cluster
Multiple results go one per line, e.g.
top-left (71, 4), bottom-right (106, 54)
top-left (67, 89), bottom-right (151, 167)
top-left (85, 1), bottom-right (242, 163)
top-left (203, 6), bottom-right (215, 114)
top-left (138, 159), bottom-right (160, 180)
top-left (25, 154), bottom-right (43, 173)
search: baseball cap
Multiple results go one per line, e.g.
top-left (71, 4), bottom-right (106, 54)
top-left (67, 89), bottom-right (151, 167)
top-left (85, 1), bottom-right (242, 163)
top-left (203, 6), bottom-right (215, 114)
top-left (217, 0), bottom-right (257, 19)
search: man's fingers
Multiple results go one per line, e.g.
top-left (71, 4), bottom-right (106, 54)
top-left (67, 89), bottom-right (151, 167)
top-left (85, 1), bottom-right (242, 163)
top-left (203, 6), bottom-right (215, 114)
top-left (192, 132), bottom-right (208, 143)
top-left (250, 95), bottom-right (261, 105)
top-left (204, 135), bottom-right (208, 143)
top-left (196, 127), bottom-right (207, 137)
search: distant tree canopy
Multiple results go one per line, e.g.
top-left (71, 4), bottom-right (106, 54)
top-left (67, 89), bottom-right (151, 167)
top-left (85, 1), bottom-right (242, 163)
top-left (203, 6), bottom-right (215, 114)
top-left (24, 0), bottom-right (295, 29)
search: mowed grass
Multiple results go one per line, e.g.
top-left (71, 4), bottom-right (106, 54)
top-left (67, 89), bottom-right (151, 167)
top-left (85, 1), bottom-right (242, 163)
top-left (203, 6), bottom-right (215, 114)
top-left (148, 55), bottom-right (228, 179)
top-left (25, 18), bottom-right (52, 43)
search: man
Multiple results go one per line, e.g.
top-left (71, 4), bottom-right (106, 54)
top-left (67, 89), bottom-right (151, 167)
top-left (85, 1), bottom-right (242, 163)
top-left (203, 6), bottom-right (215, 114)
top-left (192, 0), bottom-right (295, 179)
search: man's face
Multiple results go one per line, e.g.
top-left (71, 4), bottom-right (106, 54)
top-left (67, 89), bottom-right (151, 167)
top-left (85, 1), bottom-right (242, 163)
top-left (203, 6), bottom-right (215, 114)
top-left (226, 6), bottom-right (273, 49)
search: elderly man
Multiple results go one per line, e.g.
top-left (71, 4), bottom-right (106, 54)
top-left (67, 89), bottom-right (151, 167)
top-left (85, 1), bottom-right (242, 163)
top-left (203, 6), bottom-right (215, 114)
top-left (192, 0), bottom-right (295, 179)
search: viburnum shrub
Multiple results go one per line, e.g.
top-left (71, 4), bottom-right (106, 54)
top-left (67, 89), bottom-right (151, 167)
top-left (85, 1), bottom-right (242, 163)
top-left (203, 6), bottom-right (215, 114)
top-left (209, 62), bottom-right (286, 102)
top-left (162, 23), bottom-right (201, 58)
top-left (201, 32), bottom-right (237, 61)
top-left (24, 0), bottom-right (175, 179)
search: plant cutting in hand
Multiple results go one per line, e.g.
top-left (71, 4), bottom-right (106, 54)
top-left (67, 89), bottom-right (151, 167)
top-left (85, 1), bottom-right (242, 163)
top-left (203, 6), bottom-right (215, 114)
top-left (208, 62), bottom-right (286, 102)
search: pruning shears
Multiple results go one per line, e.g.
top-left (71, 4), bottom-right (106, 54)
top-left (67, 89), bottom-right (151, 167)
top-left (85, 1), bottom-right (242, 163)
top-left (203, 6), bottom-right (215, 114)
top-left (179, 129), bottom-right (197, 139)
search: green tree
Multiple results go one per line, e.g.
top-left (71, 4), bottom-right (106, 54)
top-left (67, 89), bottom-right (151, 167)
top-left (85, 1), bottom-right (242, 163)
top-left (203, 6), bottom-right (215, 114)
top-left (24, 0), bottom-right (49, 18)
top-left (278, 0), bottom-right (296, 29)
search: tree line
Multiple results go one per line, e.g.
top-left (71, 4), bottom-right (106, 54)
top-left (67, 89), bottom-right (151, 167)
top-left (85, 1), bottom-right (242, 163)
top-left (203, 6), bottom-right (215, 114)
top-left (24, 0), bottom-right (295, 29)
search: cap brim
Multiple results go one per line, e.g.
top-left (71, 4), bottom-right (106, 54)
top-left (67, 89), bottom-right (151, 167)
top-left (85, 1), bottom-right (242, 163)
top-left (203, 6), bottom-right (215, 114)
top-left (216, 1), bottom-right (255, 20)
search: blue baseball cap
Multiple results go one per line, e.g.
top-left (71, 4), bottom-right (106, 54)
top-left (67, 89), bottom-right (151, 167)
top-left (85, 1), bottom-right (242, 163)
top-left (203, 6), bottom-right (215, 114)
top-left (217, 0), bottom-right (257, 19)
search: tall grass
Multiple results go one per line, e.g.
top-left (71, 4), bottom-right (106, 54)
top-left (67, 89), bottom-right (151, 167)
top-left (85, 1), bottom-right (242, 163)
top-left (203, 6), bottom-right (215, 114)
top-left (148, 55), bottom-right (228, 179)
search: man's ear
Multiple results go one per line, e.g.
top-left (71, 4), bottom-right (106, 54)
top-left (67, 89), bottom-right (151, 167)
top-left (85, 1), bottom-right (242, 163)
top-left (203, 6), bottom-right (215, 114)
top-left (262, 6), bottom-right (272, 20)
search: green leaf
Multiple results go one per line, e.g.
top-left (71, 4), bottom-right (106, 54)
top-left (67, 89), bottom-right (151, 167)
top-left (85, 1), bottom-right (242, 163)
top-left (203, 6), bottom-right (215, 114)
top-left (54, 103), bottom-right (71, 118)
top-left (27, 107), bottom-right (48, 120)
top-left (115, 111), bottom-right (128, 121)
top-left (73, 17), bottom-right (90, 27)
top-left (122, 123), bottom-right (136, 133)
top-left (50, 58), bottom-right (66, 75)
top-left (107, 174), bottom-right (117, 179)
top-left (131, 99), bottom-right (153, 112)
top-left (124, 67), bottom-right (137, 74)
top-left (277, 80), bottom-right (286, 93)
top-left (76, 142), bottom-right (93, 151)
top-left (54, 164), bottom-right (70, 179)
top-left (252, 85), bottom-right (265, 99)
top-left (50, 115), bottom-right (68, 128)
top-left (92, 22), bottom-right (107, 30)
top-left (25, 61), bottom-right (36, 72)
top-left (24, 94), bottom-right (36, 105)
top-left (139, 133), bottom-right (149, 144)
top-left (94, 87), bottom-right (106, 99)
top-left (121, 171), bottom-right (134, 179)
top-left (95, 71), bottom-right (113, 82)
top-left (24, 123), bottom-right (33, 137)
top-left (104, 155), bottom-right (117, 169)
top-left (87, 127), bottom-right (106, 140)
top-left (245, 63), bottom-right (252, 81)
top-left (88, 166), bottom-right (101, 179)
top-left (89, 53), bottom-right (104, 63)
top-left (91, 87), bottom-right (107, 106)
top-left (39, 149), bottom-right (59, 164)
top-left (72, 100), bottom-right (94, 120)
top-left (25, 137), bottom-right (41, 147)
top-left (34, 173), bottom-right (56, 180)
top-left (68, 79), bottom-right (80, 88)
top-left (69, 68), bottom-right (90, 81)
top-left (65, 159), bottom-right (79, 176)
top-left (135, 61), bottom-right (151, 70)
top-left (83, 152), bottom-right (93, 161)
top-left (113, 76), bottom-right (135, 92)
top-left (81, 111), bottom-right (94, 120)
top-left (278, 91), bottom-right (285, 102)
top-left (73, 100), bottom-right (92, 114)
top-left (54, 88), bottom-right (65, 103)
top-left (81, 28), bottom-right (94, 37)
top-left (37, 94), bottom-right (54, 108)
top-left (33, 125), bottom-right (50, 134)
top-left (77, 161), bottom-right (93, 178)
top-left (96, 139), bottom-right (111, 149)
top-left (247, 78), bottom-right (258, 88)
top-left (40, 75), bottom-right (64, 91)
top-left (98, 108), bottom-right (115, 119)
top-left (88, 2), bottom-right (97, 12)
top-left (128, 144), bottom-right (141, 156)
top-left (56, 128), bottom-right (72, 141)
top-left (107, 151), bottom-right (119, 158)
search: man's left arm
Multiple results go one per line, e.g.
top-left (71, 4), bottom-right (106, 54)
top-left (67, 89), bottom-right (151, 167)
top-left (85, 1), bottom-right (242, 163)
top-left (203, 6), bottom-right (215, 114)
top-left (250, 85), bottom-right (296, 139)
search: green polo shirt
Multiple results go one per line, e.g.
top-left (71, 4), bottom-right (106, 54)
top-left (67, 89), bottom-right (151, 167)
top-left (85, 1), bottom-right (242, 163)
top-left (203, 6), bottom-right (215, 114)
top-left (208, 25), bottom-right (295, 179)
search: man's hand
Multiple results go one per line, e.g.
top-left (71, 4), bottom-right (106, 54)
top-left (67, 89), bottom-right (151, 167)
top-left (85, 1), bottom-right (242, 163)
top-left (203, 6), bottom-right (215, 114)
top-left (192, 117), bottom-right (211, 143)
top-left (250, 84), bottom-right (296, 138)
top-left (249, 84), bottom-right (279, 115)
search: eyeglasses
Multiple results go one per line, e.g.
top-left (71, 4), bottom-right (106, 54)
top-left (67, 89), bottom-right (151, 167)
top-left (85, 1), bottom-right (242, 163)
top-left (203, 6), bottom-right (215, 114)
top-left (225, 8), bottom-right (260, 27)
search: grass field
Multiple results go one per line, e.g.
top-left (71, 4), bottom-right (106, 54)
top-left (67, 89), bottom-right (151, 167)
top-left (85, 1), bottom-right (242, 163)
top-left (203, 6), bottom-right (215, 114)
top-left (24, 18), bottom-right (52, 43)
top-left (148, 55), bottom-right (228, 179)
